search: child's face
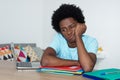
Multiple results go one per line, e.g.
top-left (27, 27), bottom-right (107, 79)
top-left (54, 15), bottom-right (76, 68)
top-left (59, 17), bottom-right (77, 43)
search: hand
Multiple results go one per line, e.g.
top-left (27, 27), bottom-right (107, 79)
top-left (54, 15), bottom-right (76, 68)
top-left (75, 23), bottom-right (87, 37)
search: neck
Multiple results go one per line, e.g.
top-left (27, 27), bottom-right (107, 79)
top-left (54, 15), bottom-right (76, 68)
top-left (68, 42), bottom-right (76, 48)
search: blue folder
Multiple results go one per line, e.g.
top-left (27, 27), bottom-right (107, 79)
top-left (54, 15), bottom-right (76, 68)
top-left (83, 68), bottom-right (120, 80)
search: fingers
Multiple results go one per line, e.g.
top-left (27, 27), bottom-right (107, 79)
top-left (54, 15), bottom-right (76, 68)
top-left (75, 23), bottom-right (87, 36)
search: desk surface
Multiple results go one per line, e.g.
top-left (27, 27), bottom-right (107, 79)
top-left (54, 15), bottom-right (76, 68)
top-left (0, 60), bottom-right (90, 80)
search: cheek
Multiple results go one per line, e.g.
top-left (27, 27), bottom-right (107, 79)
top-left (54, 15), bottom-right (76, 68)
top-left (61, 32), bottom-right (66, 37)
top-left (62, 34), bottom-right (67, 38)
top-left (61, 33), bottom-right (69, 40)
top-left (71, 29), bottom-right (75, 36)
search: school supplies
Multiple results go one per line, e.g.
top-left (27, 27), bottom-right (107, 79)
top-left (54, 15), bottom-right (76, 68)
top-left (38, 66), bottom-right (84, 75)
top-left (83, 68), bottom-right (120, 80)
top-left (13, 43), bottom-right (43, 70)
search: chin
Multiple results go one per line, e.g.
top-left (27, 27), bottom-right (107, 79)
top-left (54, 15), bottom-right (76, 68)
top-left (68, 39), bottom-right (76, 43)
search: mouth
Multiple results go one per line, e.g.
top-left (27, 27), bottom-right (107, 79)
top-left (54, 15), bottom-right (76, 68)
top-left (68, 36), bottom-right (73, 40)
top-left (67, 35), bottom-right (75, 41)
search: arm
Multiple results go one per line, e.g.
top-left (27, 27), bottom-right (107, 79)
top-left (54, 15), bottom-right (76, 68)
top-left (75, 23), bottom-right (97, 72)
top-left (40, 47), bottom-right (80, 66)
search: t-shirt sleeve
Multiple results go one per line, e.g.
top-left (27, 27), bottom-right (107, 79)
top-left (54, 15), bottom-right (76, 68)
top-left (49, 34), bottom-right (60, 55)
top-left (87, 39), bottom-right (98, 54)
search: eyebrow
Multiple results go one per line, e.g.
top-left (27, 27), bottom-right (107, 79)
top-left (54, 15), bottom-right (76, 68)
top-left (60, 23), bottom-right (75, 29)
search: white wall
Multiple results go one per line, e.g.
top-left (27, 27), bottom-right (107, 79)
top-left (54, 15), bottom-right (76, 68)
top-left (0, 0), bottom-right (120, 69)
top-left (0, 0), bottom-right (45, 48)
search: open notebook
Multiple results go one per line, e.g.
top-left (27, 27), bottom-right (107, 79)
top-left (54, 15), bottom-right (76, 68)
top-left (11, 43), bottom-right (43, 70)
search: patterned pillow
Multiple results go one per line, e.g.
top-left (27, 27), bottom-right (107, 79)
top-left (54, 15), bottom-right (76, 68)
top-left (32, 47), bottom-right (44, 61)
top-left (24, 45), bottom-right (39, 62)
top-left (14, 45), bottom-right (29, 62)
top-left (0, 45), bottom-right (14, 61)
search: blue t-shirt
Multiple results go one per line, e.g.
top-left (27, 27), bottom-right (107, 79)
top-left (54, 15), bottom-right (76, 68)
top-left (49, 33), bottom-right (98, 60)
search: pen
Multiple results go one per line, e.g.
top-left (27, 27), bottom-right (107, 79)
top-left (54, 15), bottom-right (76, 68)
top-left (101, 71), bottom-right (120, 75)
top-left (115, 78), bottom-right (120, 80)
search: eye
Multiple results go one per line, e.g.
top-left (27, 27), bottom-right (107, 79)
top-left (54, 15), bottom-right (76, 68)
top-left (70, 23), bottom-right (76, 29)
top-left (61, 28), bottom-right (67, 32)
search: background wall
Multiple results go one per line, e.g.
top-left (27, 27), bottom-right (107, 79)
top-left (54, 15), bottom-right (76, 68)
top-left (0, 0), bottom-right (120, 69)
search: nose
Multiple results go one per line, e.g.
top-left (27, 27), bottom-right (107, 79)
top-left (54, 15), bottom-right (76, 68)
top-left (67, 29), bottom-right (72, 35)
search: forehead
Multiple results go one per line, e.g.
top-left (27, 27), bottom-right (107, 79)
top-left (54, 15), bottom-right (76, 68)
top-left (59, 17), bottom-right (77, 27)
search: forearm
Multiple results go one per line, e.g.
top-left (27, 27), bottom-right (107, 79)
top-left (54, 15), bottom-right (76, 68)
top-left (76, 36), bottom-right (95, 72)
top-left (41, 53), bottom-right (80, 66)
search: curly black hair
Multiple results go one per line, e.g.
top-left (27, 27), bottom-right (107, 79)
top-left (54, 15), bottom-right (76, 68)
top-left (51, 4), bottom-right (85, 33)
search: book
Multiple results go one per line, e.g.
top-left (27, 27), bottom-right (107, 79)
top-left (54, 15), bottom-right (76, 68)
top-left (39, 66), bottom-right (82, 71)
top-left (37, 66), bottom-right (84, 75)
top-left (83, 68), bottom-right (120, 80)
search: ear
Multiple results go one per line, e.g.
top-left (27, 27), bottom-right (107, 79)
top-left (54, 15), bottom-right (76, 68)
top-left (83, 23), bottom-right (87, 34)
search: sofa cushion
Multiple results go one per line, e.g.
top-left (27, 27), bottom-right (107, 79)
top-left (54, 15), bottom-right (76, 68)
top-left (0, 45), bottom-right (14, 61)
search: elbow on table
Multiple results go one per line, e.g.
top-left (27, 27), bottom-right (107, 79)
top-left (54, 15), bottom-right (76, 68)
top-left (82, 65), bottom-right (94, 72)
top-left (83, 68), bottom-right (93, 72)
top-left (40, 58), bottom-right (50, 66)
